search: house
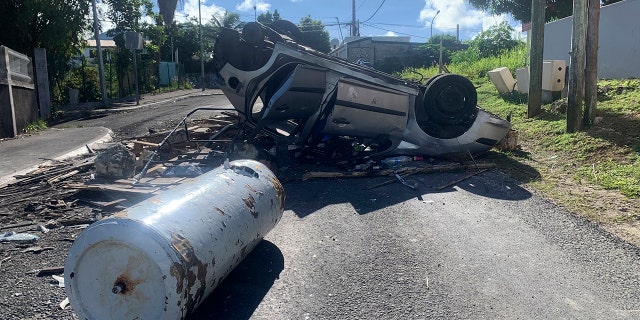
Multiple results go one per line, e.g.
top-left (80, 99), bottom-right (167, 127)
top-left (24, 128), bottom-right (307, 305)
top-left (330, 36), bottom-right (423, 67)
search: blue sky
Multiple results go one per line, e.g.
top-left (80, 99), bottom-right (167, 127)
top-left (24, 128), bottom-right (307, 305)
top-left (170, 0), bottom-right (524, 43)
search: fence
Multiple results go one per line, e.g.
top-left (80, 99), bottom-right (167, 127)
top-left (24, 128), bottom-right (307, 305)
top-left (0, 46), bottom-right (37, 138)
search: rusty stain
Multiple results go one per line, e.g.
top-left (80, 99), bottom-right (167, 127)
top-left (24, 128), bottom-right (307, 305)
top-left (113, 210), bottom-right (129, 218)
top-left (243, 194), bottom-right (258, 218)
top-left (112, 274), bottom-right (144, 295)
top-left (270, 176), bottom-right (285, 210)
top-left (169, 232), bottom-right (208, 315)
top-left (246, 184), bottom-right (257, 193)
top-left (214, 207), bottom-right (225, 215)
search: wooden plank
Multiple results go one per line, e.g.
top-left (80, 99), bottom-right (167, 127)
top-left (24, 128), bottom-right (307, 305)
top-left (1, 221), bottom-right (35, 230)
top-left (130, 140), bottom-right (160, 147)
top-left (302, 162), bottom-right (496, 180)
top-left (36, 266), bottom-right (64, 276)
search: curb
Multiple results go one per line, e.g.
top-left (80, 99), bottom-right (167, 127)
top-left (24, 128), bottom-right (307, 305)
top-left (0, 128), bottom-right (114, 188)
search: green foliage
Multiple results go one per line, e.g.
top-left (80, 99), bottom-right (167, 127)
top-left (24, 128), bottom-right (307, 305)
top-left (428, 34), bottom-right (459, 47)
top-left (23, 119), bottom-right (47, 134)
top-left (468, 22), bottom-right (520, 58)
top-left (298, 16), bottom-right (331, 53)
top-left (0, 0), bottom-right (91, 104)
top-left (449, 42), bottom-right (527, 79)
top-left (467, 0), bottom-right (623, 23)
top-left (61, 63), bottom-right (101, 102)
top-left (212, 11), bottom-right (241, 28)
top-left (379, 34), bottom-right (465, 74)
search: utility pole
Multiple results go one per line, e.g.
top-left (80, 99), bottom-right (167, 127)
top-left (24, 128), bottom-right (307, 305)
top-left (584, 0), bottom-right (600, 126)
top-left (198, 0), bottom-right (205, 91)
top-left (352, 0), bottom-right (356, 37)
top-left (91, 0), bottom-right (108, 105)
top-left (567, 0), bottom-right (588, 132)
top-left (528, 0), bottom-right (545, 118)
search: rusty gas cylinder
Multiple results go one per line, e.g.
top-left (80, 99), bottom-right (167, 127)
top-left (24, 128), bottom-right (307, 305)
top-left (64, 159), bottom-right (285, 319)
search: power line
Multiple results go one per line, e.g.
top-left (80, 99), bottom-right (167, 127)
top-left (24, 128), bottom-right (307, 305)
top-left (361, 0), bottom-right (386, 23)
top-left (360, 22), bottom-right (428, 39)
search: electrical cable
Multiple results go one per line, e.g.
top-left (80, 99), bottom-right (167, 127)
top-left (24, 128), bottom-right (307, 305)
top-left (361, 0), bottom-right (386, 23)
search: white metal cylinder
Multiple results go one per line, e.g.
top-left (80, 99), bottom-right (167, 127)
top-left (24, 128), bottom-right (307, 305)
top-left (64, 159), bottom-right (285, 319)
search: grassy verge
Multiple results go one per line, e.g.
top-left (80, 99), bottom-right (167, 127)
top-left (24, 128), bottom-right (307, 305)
top-left (22, 119), bottom-right (48, 134)
top-left (403, 49), bottom-right (640, 244)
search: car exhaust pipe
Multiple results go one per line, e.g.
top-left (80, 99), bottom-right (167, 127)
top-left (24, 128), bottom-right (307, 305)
top-left (64, 159), bottom-right (285, 319)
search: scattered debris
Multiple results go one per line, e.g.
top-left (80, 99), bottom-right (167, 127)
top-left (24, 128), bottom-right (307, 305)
top-left (37, 225), bottom-right (49, 234)
top-left (1, 231), bottom-right (39, 244)
top-left (303, 162), bottom-right (496, 180)
top-left (394, 173), bottom-right (417, 190)
top-left (163, 162), bottom-right (204, 177)
top-left (51, 275), bottom-right (65, 287)
top-left (59, 297), bottom-right (69, 310)
top-left (21, 246), bottom-right (54, 253)
top-left (37, 266), bottom-right (65, 276)
top-left (94, 143), bottom-right (136, 179)
top-left (0, 256), bottom-right (10, 269)
top-left (496, 129), bottom-right (520, 151)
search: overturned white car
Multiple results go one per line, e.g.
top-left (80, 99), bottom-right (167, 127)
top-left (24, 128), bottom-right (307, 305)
top-left (213, 21), bottom-right (511, 161)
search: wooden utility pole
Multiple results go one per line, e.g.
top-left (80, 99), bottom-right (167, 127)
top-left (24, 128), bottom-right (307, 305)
top-left (584, 0), bottom-right (600, 126)
top-left (567, 0), bottom-right (588, 132)
top-left (527, 0), bottom-right (545, 118)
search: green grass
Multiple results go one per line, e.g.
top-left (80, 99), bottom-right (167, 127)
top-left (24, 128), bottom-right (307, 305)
top-left (400, 47), bottom-right (640, 200)
top-left (397, 46), bottom-right (640, 233)
top-left (576, 156), bottom-right (640, 198)
top-left (22, 119), bottom-right (47, 134)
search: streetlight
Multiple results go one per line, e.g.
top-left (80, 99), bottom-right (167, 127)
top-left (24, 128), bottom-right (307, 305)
top-left (198, 0), bottom-right (204, 91)
top-left (430, 10), bottom-right (440, 39)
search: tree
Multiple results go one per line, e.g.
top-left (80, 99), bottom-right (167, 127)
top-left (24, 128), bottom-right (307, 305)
top-left (467, 0), bottom-right (622, 22)
top-left (104, 0), bottom-right (154, 96)
top-left (212, 11), bottom-right (241, 29)
top-left (298, 16), bottom-right (331, 53)
top-left (257, 11), bottom-right (274, 25)
top-left (257, 10), bottom-right (281, 25)
top-left (0, 0), bottom-right (91, 102)
top-left (468, 22), bottom-right (519, 58)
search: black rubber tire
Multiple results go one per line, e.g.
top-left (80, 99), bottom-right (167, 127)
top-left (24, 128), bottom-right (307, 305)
top-left (423, 74), bottom-right (477, 126)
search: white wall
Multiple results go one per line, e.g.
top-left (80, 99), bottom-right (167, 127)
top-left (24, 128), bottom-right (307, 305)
top-left (543, 0), bottom-right (640, 79)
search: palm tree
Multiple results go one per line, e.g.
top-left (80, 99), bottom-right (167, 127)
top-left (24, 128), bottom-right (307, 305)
top-left (211, 11), bottom-right (240, 29)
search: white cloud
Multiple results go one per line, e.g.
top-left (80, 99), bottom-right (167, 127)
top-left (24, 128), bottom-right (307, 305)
top-left (236, 0), bottom-right (271, 13)
top-left (175, 0), bottom-right (227, 23)
top-left (418, 0), bottom-right (519, 38)
top-left (383, 31), bottom-right (397, 37)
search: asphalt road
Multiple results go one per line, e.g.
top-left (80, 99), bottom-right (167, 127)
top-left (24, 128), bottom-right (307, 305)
top-left (62, 94), bottom-right (640, 319)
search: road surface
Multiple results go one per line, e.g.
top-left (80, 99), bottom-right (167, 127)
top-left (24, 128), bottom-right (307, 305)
top-left (58, 93), bottom-right (640, 319)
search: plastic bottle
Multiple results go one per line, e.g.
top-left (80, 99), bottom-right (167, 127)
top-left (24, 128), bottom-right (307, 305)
top-left (381, 155), bottom-right (413, 167)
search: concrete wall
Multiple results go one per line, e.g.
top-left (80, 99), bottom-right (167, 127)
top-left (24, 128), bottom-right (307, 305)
top-left (543, 0), bottom-right (640, 79)
top-left (336, 38), bottom-right (421, 66)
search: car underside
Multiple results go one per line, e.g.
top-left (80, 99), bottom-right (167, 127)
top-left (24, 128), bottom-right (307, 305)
top-left (212, 21), bottom-right (511, 163)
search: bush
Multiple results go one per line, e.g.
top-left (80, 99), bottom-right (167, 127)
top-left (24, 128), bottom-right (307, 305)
top-left (61, 64), bottom-right (101, 102)
top-left (469, 22), bottom-right (520, 58)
